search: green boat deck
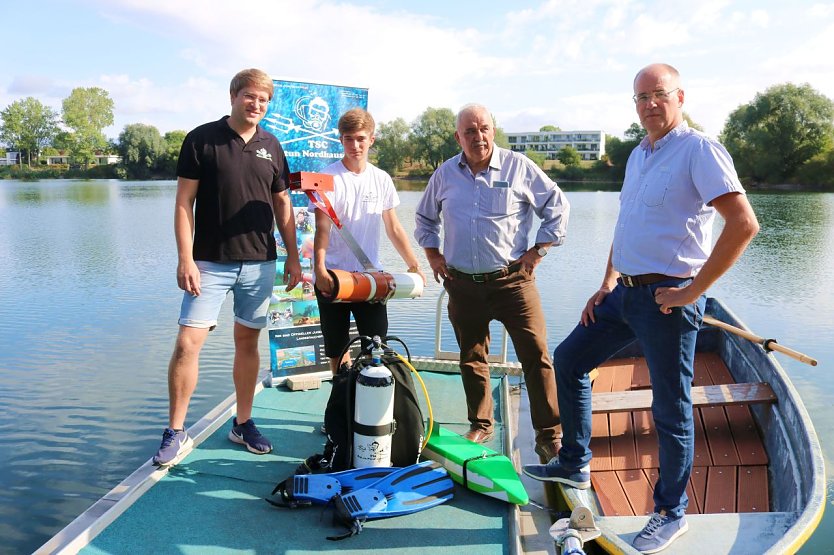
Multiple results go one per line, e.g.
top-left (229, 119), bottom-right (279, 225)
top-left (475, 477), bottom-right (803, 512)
top-left (76, 371), bottom-right (517, 554)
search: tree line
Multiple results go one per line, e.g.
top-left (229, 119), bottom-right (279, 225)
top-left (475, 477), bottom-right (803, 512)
top-left (2, 82), bottom-right (833, 187)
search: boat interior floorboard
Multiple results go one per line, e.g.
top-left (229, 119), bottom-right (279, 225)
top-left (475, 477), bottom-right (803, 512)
top-left (588, 354), bottom-right (771, 517)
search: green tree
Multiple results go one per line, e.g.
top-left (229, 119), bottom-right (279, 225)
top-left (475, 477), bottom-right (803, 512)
top-left (557, 145), bottom-right (582, 167)
top-left (412, 107), bottom-right (458, 170)
top-left (118, 123), bottom-right (166, 179)
top-left (374, 118), bottom-right (412, 174)
top-left (493, 121), bottom-right (510, 149)
top-left (524, 149), bottom-right (546, 168)
top-left (157, 130), bottom-right (187, 177)
top-left (683, 112), bottom-right (704, 132)
top-left (0, 97), bottom-right (59, 166)
top-left (539, 125), bottom-right (561, 132)
top-left (62, 87), bottom-right (115, 168)
top-left (721, 83), bottom-right (834, 182)
top-left (624, 122), bottom-right (647, 142)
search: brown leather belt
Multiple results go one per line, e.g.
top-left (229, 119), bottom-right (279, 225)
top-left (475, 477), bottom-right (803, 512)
top-left (617, 273), bottom-right (683, 287)
top-left (448, 262), bottom-right (522, 283)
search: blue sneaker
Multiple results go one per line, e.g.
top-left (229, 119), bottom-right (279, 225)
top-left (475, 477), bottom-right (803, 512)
top-left (152, 428), bottom-right (193, 467)
top-left (632, 511), bottom-right (688, 553)
top-left (228, 417), bottom-right (273, 454)
top-left (522, 456), bottom-right (591, 489)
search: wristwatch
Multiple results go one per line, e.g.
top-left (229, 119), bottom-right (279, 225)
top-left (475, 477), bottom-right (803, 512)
top-left (535, 244), bottom-right (549, 257)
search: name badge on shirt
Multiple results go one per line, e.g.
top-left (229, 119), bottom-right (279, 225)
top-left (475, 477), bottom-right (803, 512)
top-left (492, 180), bottom-right (510, 188)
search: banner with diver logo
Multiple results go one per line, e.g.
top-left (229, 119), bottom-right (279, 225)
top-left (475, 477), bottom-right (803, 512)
top-left (263, 79), bottom-right (368, 377)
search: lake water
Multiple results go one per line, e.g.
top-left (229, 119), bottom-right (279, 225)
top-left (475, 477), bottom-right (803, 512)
top-left (0, 179), bottom-right (832, 554)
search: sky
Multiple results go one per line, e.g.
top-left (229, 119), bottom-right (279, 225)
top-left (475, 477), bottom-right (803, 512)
top-left (4, 0), bottom-right (834, 141)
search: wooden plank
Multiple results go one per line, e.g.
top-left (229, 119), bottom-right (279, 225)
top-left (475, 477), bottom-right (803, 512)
top-left (725, 404), bottom-right (769, 465)
top-left (737, 465), bottom-right (769, 513)
top-left (590, 361), bottom-right (615, 472)
top-left (591, 383), bottom-right (776, 413)
top-left (689, 466), bottom-right (707, 514)
top-left (702, 405), bottom-right (742, 466)
top-left (704, 466), bottom-right (737, 513)
top-left (701, 351), bottom-right (734, 384)
top-left (692, 408), bottom-right (711, 467)
top-left (632, 410), bottom-right (658, 469)
top-left (608, 362), bottom-right (638, 470)
top-left (592, 471), bottom-right (634, 516)
top-left (590, 414), bottom-right (612, 472)
top-left (692, 355), bottom-right (712, 386)
top-left (617, 469), bottom-right (654, 516)
top-left (630, 358), bottom-right (651, 389)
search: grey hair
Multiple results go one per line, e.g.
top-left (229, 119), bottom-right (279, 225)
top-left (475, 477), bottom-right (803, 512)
top-left (456, 103), bottom-right (494, 127)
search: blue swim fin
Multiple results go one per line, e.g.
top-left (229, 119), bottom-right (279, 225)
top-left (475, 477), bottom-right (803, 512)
top-left (329, 460), bottom-right (455, 539)
top-left (268, 466), bottom-right (398, 507)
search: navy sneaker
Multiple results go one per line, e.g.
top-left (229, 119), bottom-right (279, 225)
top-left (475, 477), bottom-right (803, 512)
top-left (152, 428), bottom-right (193, 467)
top-left (228, 417), bottom-right (273, 454)
top-left (632, 511), bottom-right (688, 553)
top-left (522, 456), bottom-right (591, 489)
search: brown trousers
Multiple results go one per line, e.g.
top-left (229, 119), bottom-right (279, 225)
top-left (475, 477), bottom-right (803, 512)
top-left (445, 268), bottom-right (561, 446)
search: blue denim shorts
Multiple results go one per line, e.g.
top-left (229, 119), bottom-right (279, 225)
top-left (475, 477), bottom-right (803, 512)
top-left (178, 260), bottom-right (276, 330)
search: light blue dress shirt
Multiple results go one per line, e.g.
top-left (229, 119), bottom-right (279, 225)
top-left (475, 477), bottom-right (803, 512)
top-left (612, 122), bottom-right (745, 277)
top-left (414, 146), bottom-right (569, 274)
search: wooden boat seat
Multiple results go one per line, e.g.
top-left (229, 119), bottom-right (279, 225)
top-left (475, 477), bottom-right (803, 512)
top-left (591, 382), bottom-right (776, 413)
top-left (586, 354), bottom-right (772, 517)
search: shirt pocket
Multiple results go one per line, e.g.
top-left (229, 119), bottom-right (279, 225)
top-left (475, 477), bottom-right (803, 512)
top-left (641, 170), bottom-right (672, 207)
top-left (487, 186), bottom-right (513, 214)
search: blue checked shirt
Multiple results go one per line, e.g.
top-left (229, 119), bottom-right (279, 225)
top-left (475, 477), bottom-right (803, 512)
top-left (415, 146), bottom-right (569, 274)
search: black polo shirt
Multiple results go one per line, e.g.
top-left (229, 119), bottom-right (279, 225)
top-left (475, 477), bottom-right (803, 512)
top-left (177, 116), bottom-right (291, 262)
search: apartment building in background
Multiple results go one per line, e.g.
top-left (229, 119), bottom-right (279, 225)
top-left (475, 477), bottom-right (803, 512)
top-left (507, 130), bottom-right (605, 161)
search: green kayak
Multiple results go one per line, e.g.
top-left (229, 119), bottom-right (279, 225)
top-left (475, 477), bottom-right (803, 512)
top-left (422, 425), bottom-right (529, 505)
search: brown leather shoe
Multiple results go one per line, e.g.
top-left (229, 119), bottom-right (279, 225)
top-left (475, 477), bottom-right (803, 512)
top-left (535, 426), bottom-right (563, 462)
top-left (534, 441), bottom-right (561, 463)
top-left (463, 428), bottom-right (495, 444)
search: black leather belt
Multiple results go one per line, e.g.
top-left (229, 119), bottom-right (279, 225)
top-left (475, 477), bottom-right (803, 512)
top-left (617, 273), bottom-right (683, 287)
top-left (448, 262), bottom-right (522, 283)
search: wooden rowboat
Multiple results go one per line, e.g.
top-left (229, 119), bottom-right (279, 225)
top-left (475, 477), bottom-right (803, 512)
top-left (550, 297), bottom-right (825, 554)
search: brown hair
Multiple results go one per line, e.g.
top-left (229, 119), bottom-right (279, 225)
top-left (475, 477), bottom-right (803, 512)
top-left (338, 108), bottom-right (375, 136)
top-left (229, 68), bottom-right (274, 100)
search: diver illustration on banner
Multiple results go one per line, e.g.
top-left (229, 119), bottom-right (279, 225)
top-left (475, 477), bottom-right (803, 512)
top-left (264, 80), bottom-right (368, 377)
top-left (262, 80), bottom-right (369, 172)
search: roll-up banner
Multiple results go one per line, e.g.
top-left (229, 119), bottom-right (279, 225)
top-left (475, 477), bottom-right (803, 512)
top-left (263, 80), bottom-right (368, 378)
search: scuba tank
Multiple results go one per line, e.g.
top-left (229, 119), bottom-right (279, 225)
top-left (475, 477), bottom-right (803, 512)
top-left (352, 340), bottom-right (396, 468)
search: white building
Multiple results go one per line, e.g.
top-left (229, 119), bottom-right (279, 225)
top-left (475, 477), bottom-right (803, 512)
top-left (43, 152), bottom-right (121, 165)
top-left (507, 130), bottom-right (605, 161)
top-left (0, 151), bottom-right (20, 166)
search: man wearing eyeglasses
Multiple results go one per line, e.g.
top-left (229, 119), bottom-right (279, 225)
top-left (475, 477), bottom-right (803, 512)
top-left (524, 63), bottom-right (759, 553)
top-left (152, 68), bottom-right (302, 468)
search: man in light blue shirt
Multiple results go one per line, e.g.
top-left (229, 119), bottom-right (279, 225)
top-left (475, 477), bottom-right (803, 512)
top-left (415, 103), bottom-right (569, 460)
top-left (523, 63), bottom-right (759, 554)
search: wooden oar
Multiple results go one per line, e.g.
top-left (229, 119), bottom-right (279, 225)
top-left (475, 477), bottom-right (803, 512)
top-left (703, 316), bottom-right (818, 366)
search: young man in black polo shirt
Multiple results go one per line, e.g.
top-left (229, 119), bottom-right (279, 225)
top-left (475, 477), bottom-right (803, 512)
top-left (153, 68), bottom-right (302, 467)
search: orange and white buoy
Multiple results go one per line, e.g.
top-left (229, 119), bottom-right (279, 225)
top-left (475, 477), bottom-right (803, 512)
top-left (327, 269), bottom-right (423, 304)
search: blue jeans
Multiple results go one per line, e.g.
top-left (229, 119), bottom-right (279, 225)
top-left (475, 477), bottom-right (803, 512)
top-left (553, 279), bottom-right (704, 518)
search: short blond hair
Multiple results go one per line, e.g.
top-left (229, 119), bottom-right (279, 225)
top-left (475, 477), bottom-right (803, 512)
top-left (230, 68), bottom-right (274, 100)
top-left (338, 108), bottom-right (375, 136)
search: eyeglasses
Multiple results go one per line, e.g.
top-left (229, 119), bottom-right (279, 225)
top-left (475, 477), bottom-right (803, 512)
top-left (242, 93), bottom-right (270, 106)
top-left (632, 88), bottom-right (680, 105)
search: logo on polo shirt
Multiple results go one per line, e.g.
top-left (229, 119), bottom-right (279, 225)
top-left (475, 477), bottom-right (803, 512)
top-left (255, 148), bottom-right (273, 161)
